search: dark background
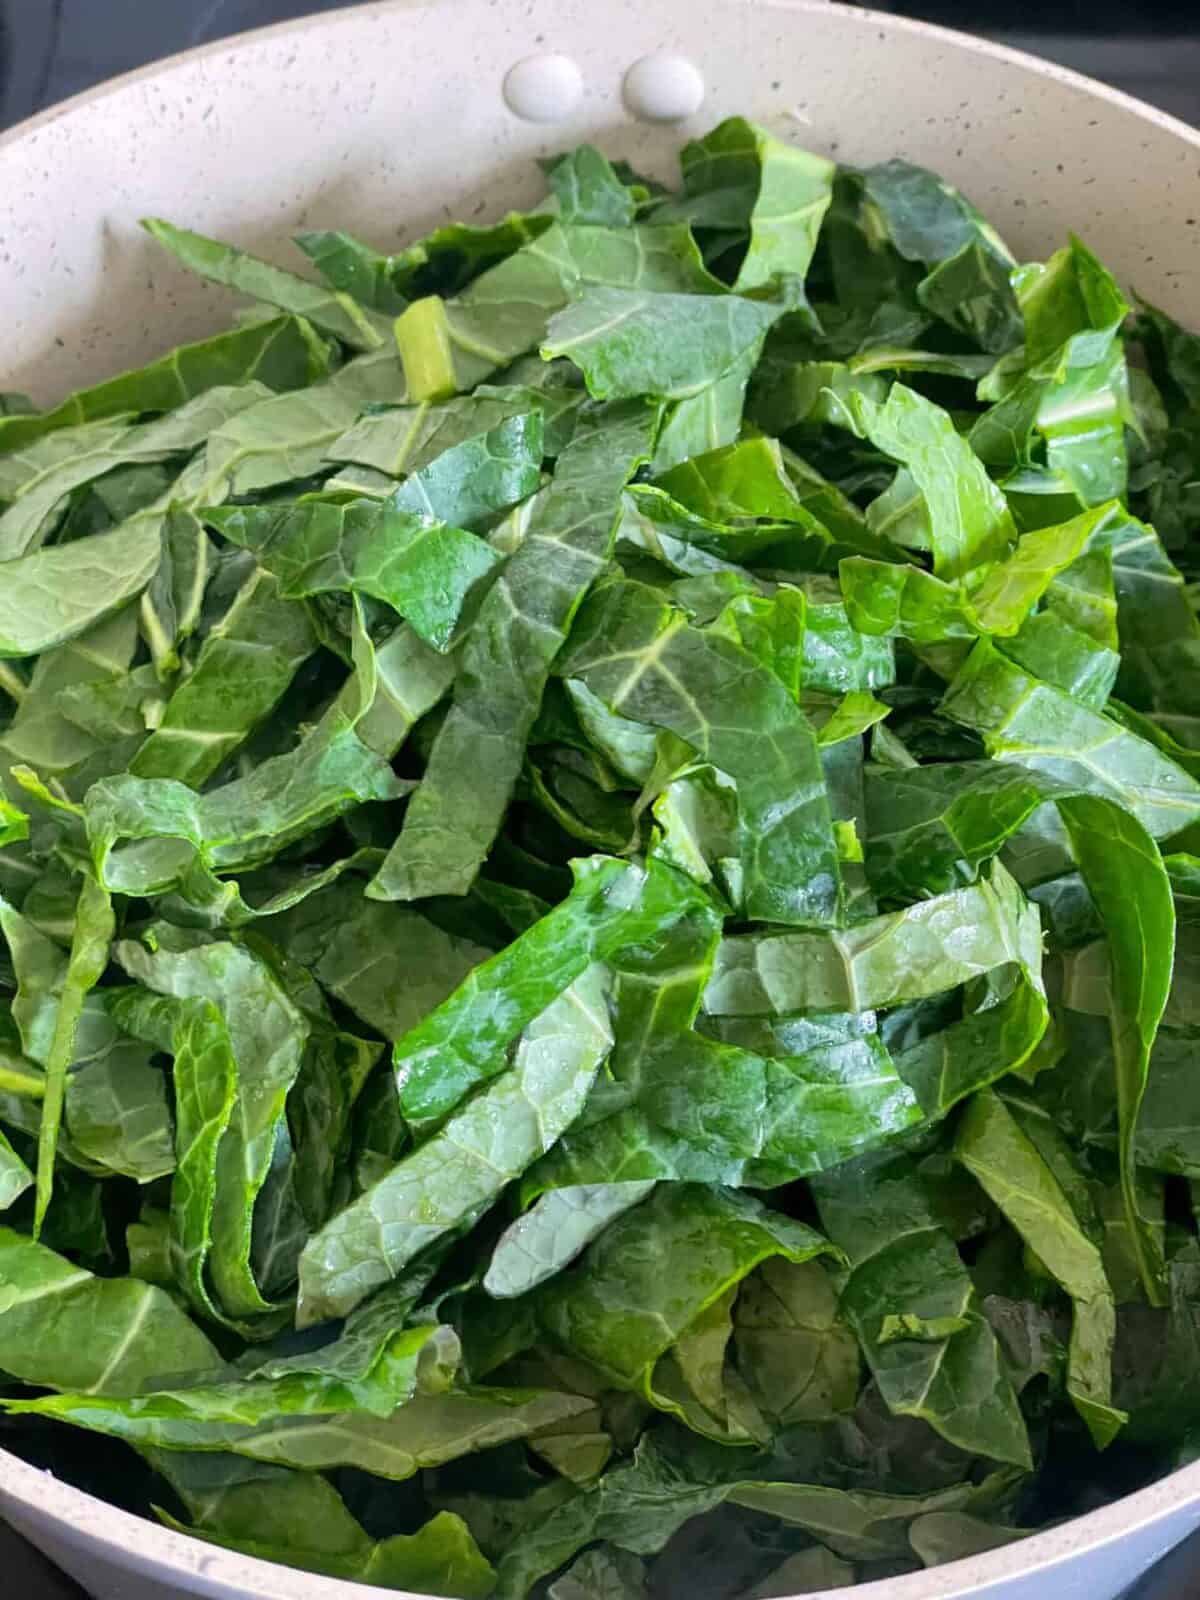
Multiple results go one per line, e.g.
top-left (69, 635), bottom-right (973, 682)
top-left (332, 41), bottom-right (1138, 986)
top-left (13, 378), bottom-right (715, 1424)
top-left (1, 0), bottom-right (1199, 1596)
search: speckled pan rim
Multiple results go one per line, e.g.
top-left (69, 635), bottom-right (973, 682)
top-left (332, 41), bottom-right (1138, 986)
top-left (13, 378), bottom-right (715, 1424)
top-left (2, 1), bottom-right (1200, 1596)
top-left (4, 1436), bottom-right (1200, 1600)
top-left (3, 0), bottom-right (1200, 162)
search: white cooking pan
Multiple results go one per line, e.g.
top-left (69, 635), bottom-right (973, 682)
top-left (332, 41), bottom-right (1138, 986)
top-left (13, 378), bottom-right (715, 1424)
top-left (1, 2), bottom-right (1199, 1596)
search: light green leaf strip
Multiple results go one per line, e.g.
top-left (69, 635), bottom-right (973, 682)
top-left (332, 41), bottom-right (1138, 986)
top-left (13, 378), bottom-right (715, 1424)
top-left (33, 876), bottom-right (114, 1234)
top-left (956, 1088), bottom-right (1126, 1447)
top-left (370, 400), bottom-right (660, 901)
top-left (297, 967), bottom-right (614, 1325)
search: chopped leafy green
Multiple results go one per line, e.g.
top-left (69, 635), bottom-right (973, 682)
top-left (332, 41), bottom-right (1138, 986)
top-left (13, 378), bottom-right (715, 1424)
top-left (970, 238), bottom-right (1132, 508)
top-left (143, 219), bottom-right (391, 350)
top-left (297, 967), bottom-right (613, 1325)
top-left (210, 497), bottom-right (505, 652)
top-left (558, 576), bottom-right (842, 926)
top-left (841, 503), bottom-right (1111, 645)
top-left (668, 117), bottom-right (834, 292)
top-left (111, 989), bottom-right (237, 1321)
top-left (0, 1130), bottom-right (33, 1210)
top-left (0, 315), bottom-right (326, 453)
top-left (484, 1183), bottom-right (657, 1300)
top-left (543, 290), bottom-right (781, 402)
top-left (395, 221), bottom-right (717, 400)
top-left (156, 1455), bottom-right (497, 1594)
top-left (1058, 797), bottom-right (1176, 1305)
top-left (813, 1155), bottom-right (1031, 1467)
top-left (33, 873), bottom-right (114, 1232)
top-left (843, 384), bottom-right (1016, 582)
top-left (956, 1089), bottom-right (1125, 1445)
top-left (7, 1315), bottom-right (456, 1435)
top-left (942, 640), bottom-right (1200, 838)
top-left (536, 1184), bottom-right (838, 1421)
top-left (387, 857), bottom-right (698, 1133)
top-left (89, 722), bottom-right (403, 912)
top-left (0, 518), bottom-right (165, 658)
top-left (525, 902), bottom-right (921, 1192)
top-left (0, 386), bottom-right (270, 562)
top-left (113, 934), bottom-right (312, 1322)
top-left (545, 146), bottom-right (641, 229)
top-left (704, 861), bottom-right (1033, 1015)
top-left (4, 122), bottom-right (1200, 1600)
top-left (0, 1227), bottom-right (216, 1392)
top-left (369, 401), bottom-right (660, 900)
top-left (130, 569), bottom-right (318, 785)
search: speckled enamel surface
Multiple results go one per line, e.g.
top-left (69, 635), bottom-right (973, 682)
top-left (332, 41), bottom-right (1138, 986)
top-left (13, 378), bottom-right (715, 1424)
top-left (1, 3), bottom-right (1200, 1597)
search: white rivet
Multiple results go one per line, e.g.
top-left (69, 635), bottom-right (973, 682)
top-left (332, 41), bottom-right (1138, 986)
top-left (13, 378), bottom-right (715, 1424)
top-left (503, 53), bottom-right (584, 122)
top-left (622, 54), bottom-right (705, 123)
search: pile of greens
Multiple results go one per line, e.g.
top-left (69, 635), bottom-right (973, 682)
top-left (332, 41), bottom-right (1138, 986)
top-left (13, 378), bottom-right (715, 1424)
top-left (4, 118), bottom-right (1200, 1597)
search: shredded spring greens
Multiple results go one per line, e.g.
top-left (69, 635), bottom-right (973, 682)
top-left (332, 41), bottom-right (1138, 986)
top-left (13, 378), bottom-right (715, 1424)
top-left (3, 122), bottom-right (1200, 1595)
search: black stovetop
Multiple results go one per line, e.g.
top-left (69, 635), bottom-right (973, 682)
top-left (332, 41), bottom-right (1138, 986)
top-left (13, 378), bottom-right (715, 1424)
top-left (2, 1), bottom-right (1200, 1596)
